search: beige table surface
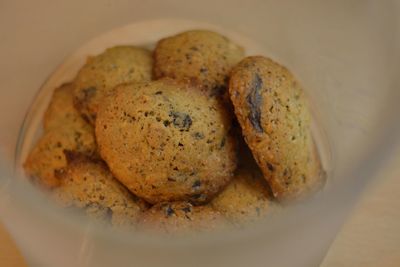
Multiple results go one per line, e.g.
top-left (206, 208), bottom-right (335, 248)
top-left (1, 146), bottom-right (399, 267)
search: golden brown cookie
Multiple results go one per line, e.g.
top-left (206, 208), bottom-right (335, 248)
top-left (229, 56), bottom-right (325, 201)
top-left (154, 30), bottom-right (244, 97)
top-left (212, 136), bottom-right (275, 225)
top-left (138, 202), bottom-right (227, 234)
top-left (74, 46), bottom-right (153, 124)
top-left (211, 163), bottom-right (273, 226)
top-left (53, 154), bottom-right (147, 227)
top-left (95, 78), bottom-right (237, 204)
top-left (24, 122), bottom-right (97, 188)
top-left (43, 82), bottom-right (88, 131)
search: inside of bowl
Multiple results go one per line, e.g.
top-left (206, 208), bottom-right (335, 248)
top-left (0, 1), bottom-right (399, 267)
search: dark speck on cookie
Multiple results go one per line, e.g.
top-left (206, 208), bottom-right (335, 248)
top-left (169, 111), bottom-right (192, 131)
top-left (246, 73), bottom-right (263, 133)
top-left (192, 180), bottom-right (201, 190)
top-left (266, 162), bottom-right (275, 172)
top-left (181, 206), bottom-right (192, 213)
top-left (193, 132), bottom-right (205, 140)
top-left (82, 87), bottom-right (97, 101)
top-left (165, 205), bottom-right (175, 217)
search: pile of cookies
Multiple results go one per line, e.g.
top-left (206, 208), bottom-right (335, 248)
top-left (24, 30), bottom-right (325, 233)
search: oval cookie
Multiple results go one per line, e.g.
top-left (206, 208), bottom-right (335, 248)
top-left (24, 127), bottom-right (97, 188)
top-left (53, 154), bottom-right (146, 227)
top-left (74, 46), bottom-right (153, 124)
top-left (229, 56), bottom-right (325, 201)
top-left (43, 82), bottom-right (88, 130)
top-left (95, 78), bottom-right (237, 204)
top-left (154, 30), bottom-right (244, 97)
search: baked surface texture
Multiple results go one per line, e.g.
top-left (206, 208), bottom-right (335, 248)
top-left (53, 154), bottom-right (146, 227)
top-left (95, 78), bottom-right (237, 204)
top-left (74, 46), bottom-right (153, 124)
top-left (154, 30), bottom-right (244, 97)
top-left (229, 56), bottom-right (325, 201)
top-left (138, 201), bottom-right (226, 233)
top-left (24, 83), bottom-right (97, 188)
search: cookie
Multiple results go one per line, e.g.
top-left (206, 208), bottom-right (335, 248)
top-left (95, 78), bottom-right (237, 204)
top-left (53, 154), bottom-right (146, 227)
top-left (154, 30), bottom-right (244, 97)
top-left (211, 163), bottom-right (273, 225)
top-left (73, 46), bottom-right (153, 124)
top-left (43, 82), bottom-right (90, 131)
top-left (211, 136), bottom-right (274, 225)
top-left (138, 202), bottom-right (226, 233)
top-left (229, 56), bottom-right (325, 201)
top-left (24, 121), bottom-right (97, 188)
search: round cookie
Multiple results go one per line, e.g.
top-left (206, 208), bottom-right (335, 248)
top-left (138, 202), bottom-right (227, 234)
top-left (43, 82), bottom-right (90, 131)
top-left (24, 121), bottom-right (97, 188)
top-left (95, 78), bottom-right (237, 204)
top-left (53, 154), bottom-right (146, 227)
top-left (229, 56), bottom-right (325, 201)
top-left (154, 30), bottom-right (244, 97)
top-left (74, 46), bottom-right (153, 124)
